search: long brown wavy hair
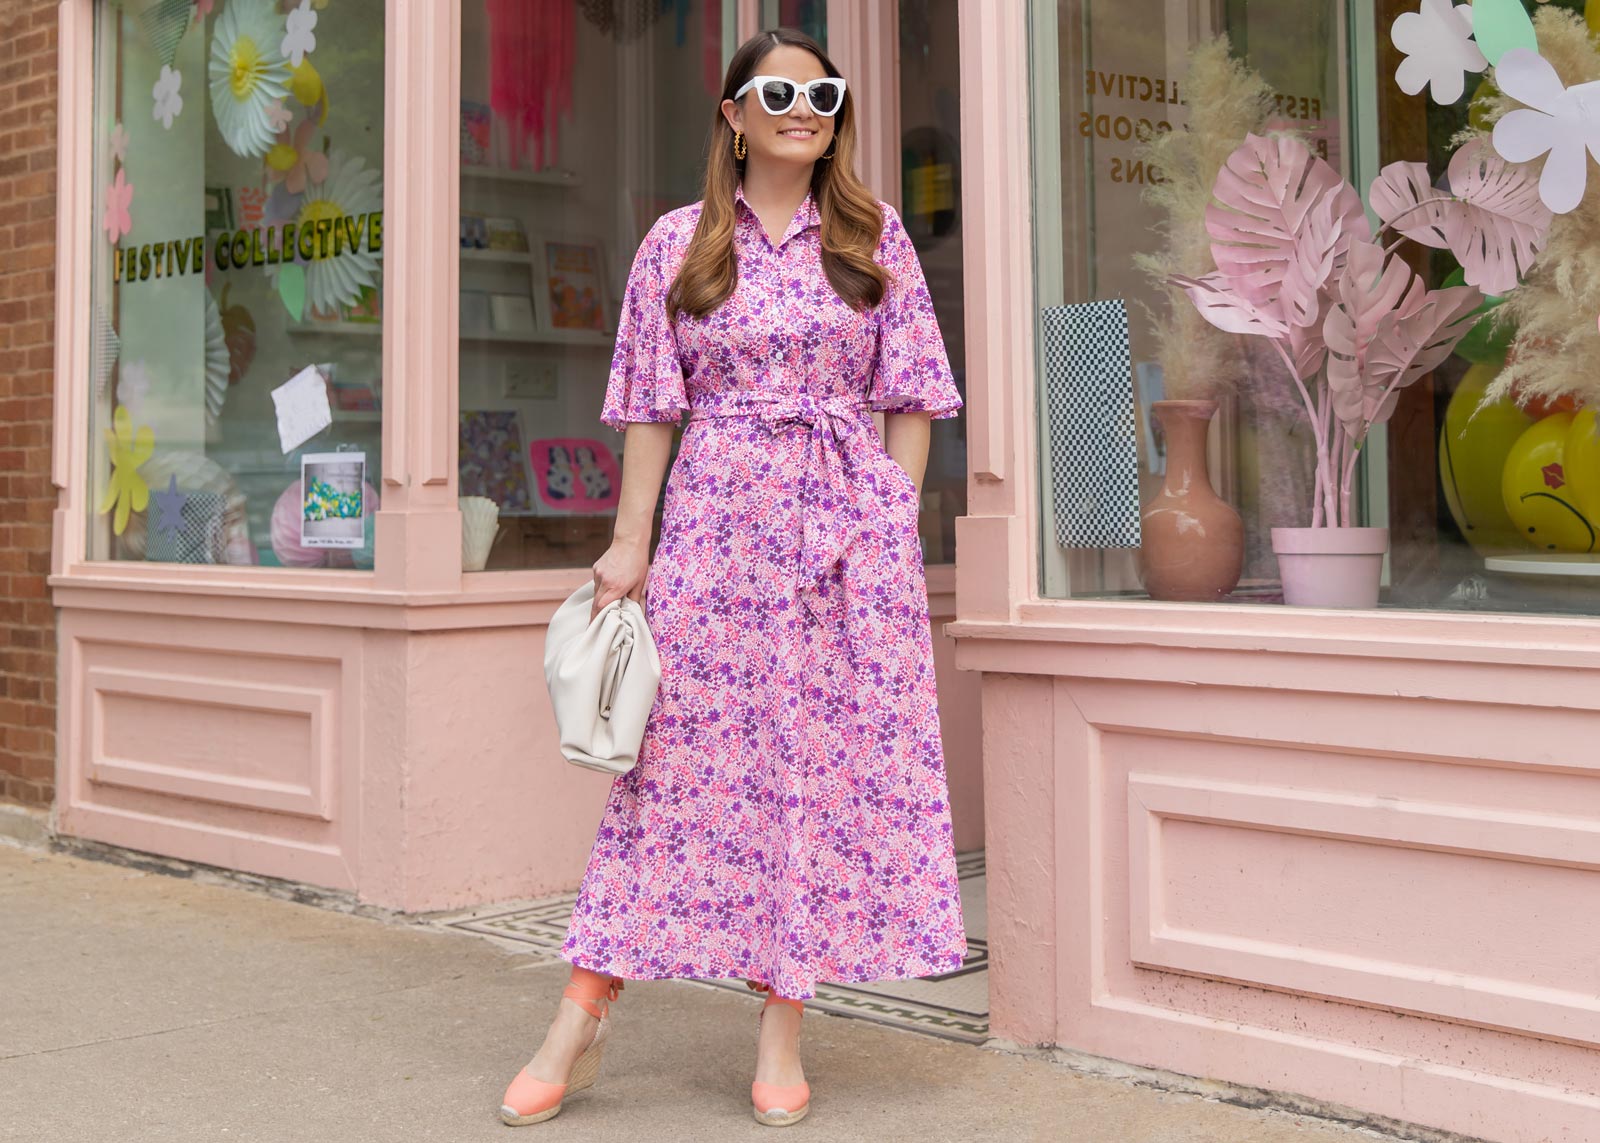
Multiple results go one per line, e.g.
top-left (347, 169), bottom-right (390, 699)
top-left (666, 28), bottom-right (888, 322)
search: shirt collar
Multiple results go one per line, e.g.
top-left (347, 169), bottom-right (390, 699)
top-left (734, 182), bottom-right (822, 246)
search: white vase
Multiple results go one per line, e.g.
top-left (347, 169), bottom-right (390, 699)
top-left (459, 496), bottom-right (500, 572)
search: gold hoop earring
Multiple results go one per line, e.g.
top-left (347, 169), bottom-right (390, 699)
top-left (733, 131), bottom-right (747, 160)
top-left (821, 142), bottom-right (837, 160)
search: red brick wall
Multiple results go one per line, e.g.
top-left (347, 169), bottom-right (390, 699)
top-left (0, 0), bottom-right (59, 808)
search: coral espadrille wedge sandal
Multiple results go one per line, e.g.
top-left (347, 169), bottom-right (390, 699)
top-left (499, 968), bottom-right (624, 1126)
top-left (747, 982), bottom-right (810, 1127)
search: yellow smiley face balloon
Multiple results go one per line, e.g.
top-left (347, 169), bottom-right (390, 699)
top-left (1563, 407), bottom-right (1600, 524)
top-left (1440, 359), bottom-right (1533, 554)
top-left (1501, 413), bottom-right (1600, 554)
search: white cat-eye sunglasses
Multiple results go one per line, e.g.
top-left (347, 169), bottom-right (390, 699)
top-left (733, 75), bottom-right (847, 117)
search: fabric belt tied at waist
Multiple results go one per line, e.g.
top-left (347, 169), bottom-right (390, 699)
top-left (688, 391), bottom-right (877, 618)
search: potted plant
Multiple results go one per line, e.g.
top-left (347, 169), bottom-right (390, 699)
top-left (1172, 131), bottom-right (1550, 607)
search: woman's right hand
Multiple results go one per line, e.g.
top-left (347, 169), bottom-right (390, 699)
top-left (591, 536), bottom-right (650, 621)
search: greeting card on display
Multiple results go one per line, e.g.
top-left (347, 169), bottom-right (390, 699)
top-left (486, 216), bottom-right (529, 253)
top-left (543, 240), bottom-right (608, 331)
top-left (459, 410), bottom-right (534, 513)
top-left (461, 101), bottom-right (492, 166)
top-left (460, 289), bottom-right (491, 334)
top-left (529, 437), bottom-right (620, 515)
top-left (301, 452), bottom-right (367, 549)
top-left (489, 293), bottom-right (537, 334)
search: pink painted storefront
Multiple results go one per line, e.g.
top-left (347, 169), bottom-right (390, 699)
top-left (48, 3), bottom-right (1600, 1142)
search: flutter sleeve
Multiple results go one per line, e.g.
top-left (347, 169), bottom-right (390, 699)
top-left (866, 204), bottom-right (963, 419)
top-left (600, 218), bottom-right (691, 431)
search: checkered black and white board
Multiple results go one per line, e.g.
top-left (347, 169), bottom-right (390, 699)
top-left (1040, 300), bottom-right (1141, 549)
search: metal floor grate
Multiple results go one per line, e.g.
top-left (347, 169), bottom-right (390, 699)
top-left (430, 850), bottom-right (990, 1044)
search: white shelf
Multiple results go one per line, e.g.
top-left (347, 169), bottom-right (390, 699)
top-left (287, 321), bottom-right (381, 337)
top-left (462, 164), bottom-right (581, 188)
top-left (462, 329), bottom-right (614, 349)
top-left (461, 248), bottom-right (533, 265)
top-left (289, 322), bottom-right (611, 349)
top-left (1485, 554), bottom-right (1600, 579)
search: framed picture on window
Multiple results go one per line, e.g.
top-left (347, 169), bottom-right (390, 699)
top-left (527, 437), bottom-right (621, 516)
top-left (536, 236), bottom-right (611, 335)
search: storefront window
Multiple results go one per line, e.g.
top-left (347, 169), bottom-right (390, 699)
top-left (90, 0), bottom-right (385, 568)
top-left (457, 0), bottom-right (730, 571)
top-left (763, 0), bottom-right (826, 47)
top-left (1032, 0), bottom-right (1600, 615)
top-left (1368, 0), bottom-right (1600, 614)
top-left (900, 0), bottom-right (965, 564)
top-left (1030, 0), bottom-right (1345, 603)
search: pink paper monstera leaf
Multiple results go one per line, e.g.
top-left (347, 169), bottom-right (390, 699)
top-left (1169, 270), bottom-right (1290, 339)
top-left (1174, 134), bottom-right (1369, 381)
top-left (1369, 139), bottom-right (1551, 295)
top-left (1323, 240), bottom-right (1482, 436)
top-left (1204, 133), bottom-right (1370, 321)
top-left (1173, 194), bottom-right (1341, 380)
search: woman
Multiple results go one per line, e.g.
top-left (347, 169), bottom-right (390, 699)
top-left (501, 27), bottom-right (966, 1129)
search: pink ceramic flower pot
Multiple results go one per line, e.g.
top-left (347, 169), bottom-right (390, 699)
top-left (1139, 400), bottom-right (1244, 602)
top-left (1270, 526), bottom-right (1389, 609)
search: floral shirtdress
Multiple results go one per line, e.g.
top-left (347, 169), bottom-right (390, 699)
top-left (560, 184), bottom-right (967, 999)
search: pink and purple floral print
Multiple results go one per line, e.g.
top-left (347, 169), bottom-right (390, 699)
top-left (561, 185), bottom-right (966, 999)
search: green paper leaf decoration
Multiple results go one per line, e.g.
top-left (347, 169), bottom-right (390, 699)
top-left (1471, 0), bottom-right (1539, 67)
top-left (133, 0), bottom-right (194, 69)
top-left (278, 264), bottom-right (306, 322)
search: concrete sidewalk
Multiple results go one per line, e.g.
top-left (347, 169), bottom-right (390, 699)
top-left (1, 841), bottom-right (1387, 1143)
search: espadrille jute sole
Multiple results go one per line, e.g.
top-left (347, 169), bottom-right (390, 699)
top-left (753, 1101), bottom-right (810, 1127)
top-left (498, 1035), bottom-right (605, 1125)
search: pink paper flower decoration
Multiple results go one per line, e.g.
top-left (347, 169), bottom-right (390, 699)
top-left (103, 168), bottom-right (133, 246)
top-left (194, 0), bottom-right (214, 18)
top-left (109, 122), bottom-right (128, 165)
top-left (266, 118), bottom-right (328, 194)
top-left (265, 99), bottom-right (293, 133)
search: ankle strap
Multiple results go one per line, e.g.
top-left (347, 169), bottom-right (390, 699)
top-left (563, 972), bottom-right (624, 1020)
top-left (762, 993), bottom-right (805, 1016)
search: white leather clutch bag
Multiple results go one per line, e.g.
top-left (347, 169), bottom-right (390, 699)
top-left (543, 580), bottom-right (662, 776)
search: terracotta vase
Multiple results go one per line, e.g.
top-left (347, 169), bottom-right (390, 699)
top-left (1139, 400), bottom-right (1244, 602)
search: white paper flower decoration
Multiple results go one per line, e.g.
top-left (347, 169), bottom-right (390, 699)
top-left (152, 65), bottom-right (184, 129)
top-left (1491, 47), bottom-right (1600, 214)
top-left (208, 0), bottom-right (291, 158)
top-left (109, 121), bottom-right (128, 164)
top-left (1392, 0), bottom-right (1487, 105)
top-left (274, 149), bottom-right (384, 315)
top-left (203, 290), bottom-right (231, 431)
top-left (117, 359), bottom-right (153, 420)
top-left (281, 0), bottom-right (318, 69)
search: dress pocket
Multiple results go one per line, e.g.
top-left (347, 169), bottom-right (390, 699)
top-left (878, 455), bottom-right (922, 531)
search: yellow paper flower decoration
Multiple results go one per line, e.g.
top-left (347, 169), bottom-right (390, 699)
top-left (289, 58), bottom-right (330, 123)
top-left (97, 405), bottom-right (155, 535)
